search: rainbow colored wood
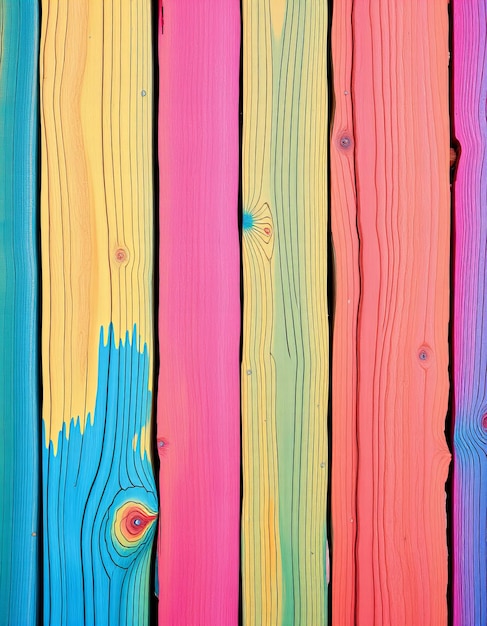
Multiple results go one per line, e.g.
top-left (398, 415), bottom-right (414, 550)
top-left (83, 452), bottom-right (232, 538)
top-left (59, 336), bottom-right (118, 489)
top-left (452, 2), bottom-right (487, 624)
top-left (330, 2), bottom-right (451, 624)
top-left (40, 2), bottom-right (156, 623)
top-left (3, 6), bottom-right (487, 625)
top-left (241, 2), bottom-right (329, 624)
top-left (0, 3), bottom-right (39, 624)
top-left (157, 2), bottom-right (241, 624)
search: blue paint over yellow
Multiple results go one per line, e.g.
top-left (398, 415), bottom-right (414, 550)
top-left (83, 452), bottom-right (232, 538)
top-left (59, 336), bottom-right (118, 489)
top-left (43, 326), bottom-right (157, 625)
top-left (0, 3), bottom-right (39, 624)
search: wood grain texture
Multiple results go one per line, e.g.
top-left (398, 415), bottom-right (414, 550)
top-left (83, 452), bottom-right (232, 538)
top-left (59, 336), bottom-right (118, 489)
top-left (157, 2), bottom-right (241, 624)
top-left (241, 2), bottom-right (329, 624)
top-left (0, 2), bottom-right (39, 624)
top-left (452, 2), bottom-right (487, 624)
top-left (330, 2), bottom-right (451, 625)
top-left (40, 2), bottom-right (157, 623)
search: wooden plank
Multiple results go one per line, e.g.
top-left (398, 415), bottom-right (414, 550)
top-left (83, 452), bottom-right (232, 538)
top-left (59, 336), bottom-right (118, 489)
top-left (40, 2), bottom-right (157, 623)
top-left (156, 2), bottom-right (241, 624)
top-left (0, 2), bottom-right (39, 623)
top-left (330, 2), bottom-right (451, 624)
top-left (241, 2), bottom-right (329, 624)
top-left (452, 2), bottom-right (487, 624)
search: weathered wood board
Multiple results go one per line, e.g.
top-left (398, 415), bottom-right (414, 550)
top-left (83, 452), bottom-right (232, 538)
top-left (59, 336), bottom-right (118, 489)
top-left (330, 1), bottom-right (451, 624)
top-left (241, 2), bottom-right (329, 624)
top-left (157, 1), bottom-right (241, 624)
top-left (0, 2), bottom-right (39, 624)
top-left (452, 2), bottom-right (487, 625)
top-left (40, 2), bottom-right (157, 623)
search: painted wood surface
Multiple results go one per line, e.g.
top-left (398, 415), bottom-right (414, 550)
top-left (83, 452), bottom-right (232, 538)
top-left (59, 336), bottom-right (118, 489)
top-left (330, 2), bottom-right (451, 625)
top-left (40, 2), bottom-right (157, 623)
top-left (0, 3), bottom-right (39, 624)
top-left (157, 2), bottom-right (241, 624)
top-left (241, 2), bottom-right (329, 624)
top-left (452, 2), bottom-right (487, 624)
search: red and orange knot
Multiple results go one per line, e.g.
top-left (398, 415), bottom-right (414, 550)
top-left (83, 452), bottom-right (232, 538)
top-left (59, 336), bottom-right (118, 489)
top-left (114, 501), bottom-right (157, 547)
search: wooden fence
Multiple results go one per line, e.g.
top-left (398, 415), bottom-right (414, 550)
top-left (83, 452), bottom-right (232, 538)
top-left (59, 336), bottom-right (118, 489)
top-left (0, 1), bottom-right (485, 625)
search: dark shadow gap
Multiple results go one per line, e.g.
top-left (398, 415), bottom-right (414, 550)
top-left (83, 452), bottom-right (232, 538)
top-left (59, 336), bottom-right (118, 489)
top-left (149, 1), bottom-right (161, 623)
top-left (36, 3), bottom-right (44, 624)
top-left (238, 1), bottom-right (244, 624)
top-left (446, 2), bottom-right (460, 625)
top-left (326, 0), bottom-right (336, 625)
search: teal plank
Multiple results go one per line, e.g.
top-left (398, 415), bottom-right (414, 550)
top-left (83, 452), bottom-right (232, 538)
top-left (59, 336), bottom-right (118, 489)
top-left (0, 2), bottom-right (40, 624)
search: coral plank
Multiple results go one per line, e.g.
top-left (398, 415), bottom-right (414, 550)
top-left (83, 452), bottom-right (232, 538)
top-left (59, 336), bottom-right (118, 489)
top-left (40, 2), bottom-right (156, 623)
top-left (331, 2), bottom-right (451, 625)
top-left (452, 2), bottom-right (487, 624)
top-left (241, 2), bottom-right (329, 624)
top-left (0, 3), bottom-right (39, 624)
top-left (157, 2), bottom-right (241, 624)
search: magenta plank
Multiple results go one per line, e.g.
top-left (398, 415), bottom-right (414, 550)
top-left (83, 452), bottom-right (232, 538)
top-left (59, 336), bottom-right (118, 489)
top-left (452, 1), bottom-right (487, 624)
top-left (157, 1), bottom-right (241, 624)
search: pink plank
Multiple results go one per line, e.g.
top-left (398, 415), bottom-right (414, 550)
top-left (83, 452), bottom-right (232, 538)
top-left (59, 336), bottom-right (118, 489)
top-left (157, 2), bottom-right (241, 624)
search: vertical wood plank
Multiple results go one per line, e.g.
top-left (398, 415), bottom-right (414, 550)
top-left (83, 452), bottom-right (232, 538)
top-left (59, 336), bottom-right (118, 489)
top-left (329, 1), bottom-right (359, 622)
top-left (331, 2), bottom-right (451, 624)
top-left (157, 2), bottom-right (241, 624)
top-left (0, 2), bottom-right (39, 623)
top-left (452, 2), bottom-right (487, 624)
top-left (40, 2), bottom-right (157, 623)
top-left (241, 2), bottom-right (329, 624)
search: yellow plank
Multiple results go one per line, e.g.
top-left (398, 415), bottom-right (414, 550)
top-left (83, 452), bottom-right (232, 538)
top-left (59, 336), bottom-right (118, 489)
top-left (241, 2), bottom-right (329, 623)
top-left (40, 0), bottom-right (153, 449)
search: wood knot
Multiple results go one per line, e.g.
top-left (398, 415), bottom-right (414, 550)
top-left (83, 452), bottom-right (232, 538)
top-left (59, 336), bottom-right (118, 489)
top-left (157, 437), bottom-right (168, 455)
top-left (242, 203), bottom-right (274, 259)
top-left (114, 246), bottom-right (129, 264)
top-left (417, 345), bottom-right (433, 368)
top-left (338, 133), bottom-right (353, 150)
top-left (114, 501), bottom-right (157, 545)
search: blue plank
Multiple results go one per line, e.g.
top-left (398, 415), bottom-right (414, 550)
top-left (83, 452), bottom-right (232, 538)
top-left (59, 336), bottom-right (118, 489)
top-left (0, 2), bottom-right (39, 624)
top-left (43, 326), bottom-right (157, 625)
